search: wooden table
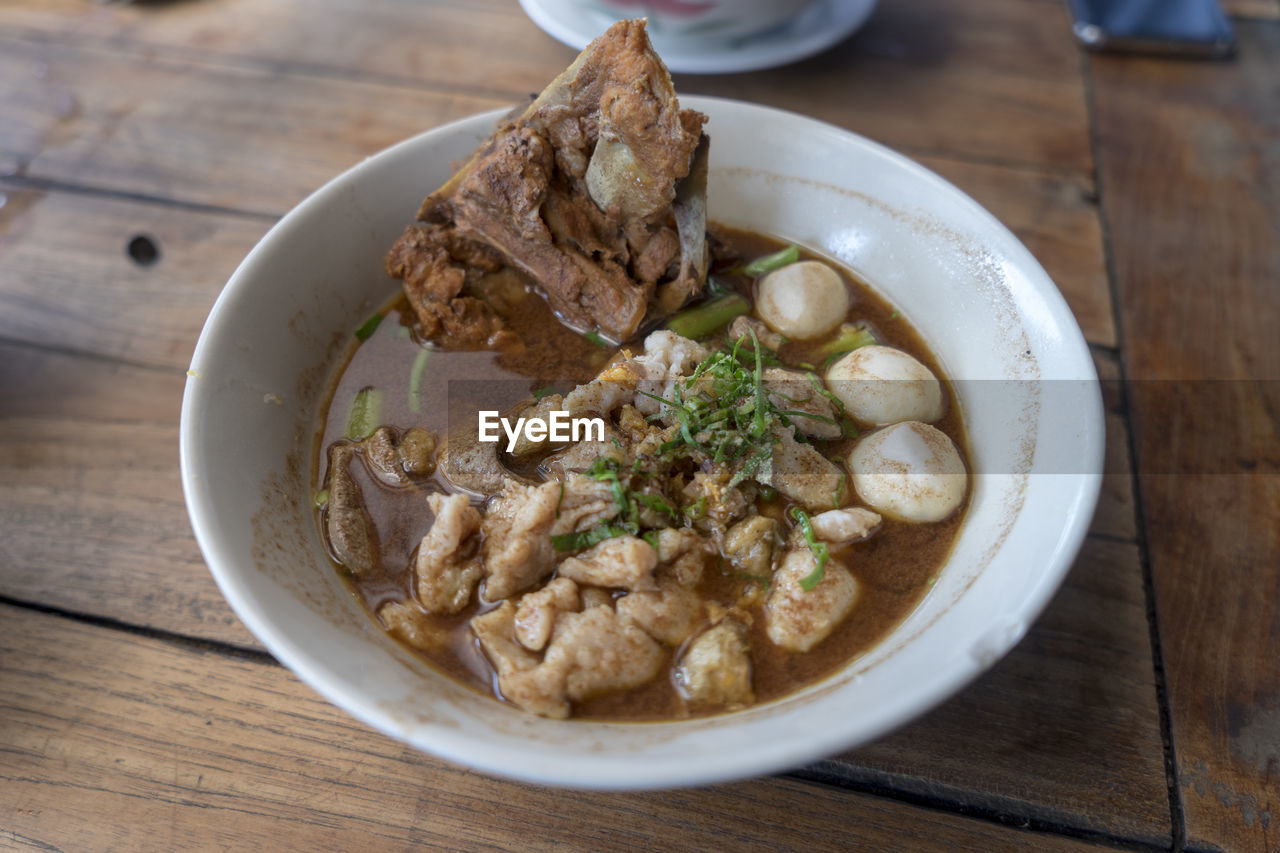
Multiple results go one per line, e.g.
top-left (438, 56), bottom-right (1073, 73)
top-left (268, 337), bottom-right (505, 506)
top-left (1, 1), bottom-right (1276, 850)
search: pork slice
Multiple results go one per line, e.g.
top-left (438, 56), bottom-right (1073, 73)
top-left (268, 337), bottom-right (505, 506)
top-left (414, 493), bottom-right (482, 615)
top-left (480, 480), bottom-right (561, 601)
top-left (761, 427), bottom-right (848, 512)
top-left (543, 605), bottom-right (666, 702)
top-left (674, 620), bottom-right (754, 709)
top-left (764, 546), bottom-right (860, 653)
top-left (471, 602), bottom-right (570, 719)
top-left (548, 475), bottom-right (620, 537)
top-left (764, 368), bottom-right (843, 440)
top-left (810, 507), bottom-right (882, 546)
top-left (616, 577), bottom-right (704, 647)
top-left (556, 536), bottom-right (659, 591)
top-left (379, 599), bottom-right (448, 653)
top-left (723, 515), bottom-right (780, 579)
top-left (514, 577), bottom-right (580, 652)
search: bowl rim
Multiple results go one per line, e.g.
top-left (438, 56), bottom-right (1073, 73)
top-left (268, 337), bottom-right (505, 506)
top-left (181, 95), bottom-right (1104, 789)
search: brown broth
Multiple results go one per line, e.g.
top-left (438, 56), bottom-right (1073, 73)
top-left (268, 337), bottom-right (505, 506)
top-left (315, 226), bottom-right (969, 721)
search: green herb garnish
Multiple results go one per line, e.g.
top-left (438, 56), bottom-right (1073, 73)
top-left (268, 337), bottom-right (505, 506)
top-left (532, 386), bottom-right (557, 401)
top-left (551, 521), bottom-right (637, 552)
top-left (354, 312), bottom-right (383, 342)
top-left (407, 347), bottom-right (431, 414)
top-left (313, 489), bottom-right (329, 508)
top-left (736, 244), bottom-right (799, 277)
top-left (584, 329), bottom-right (611, 348)
top-left (819, 325), bottom-right (877, 357)
top-left (665, 293), bottom-right (750, 340)
top-left (344, 387), bottom-right (383, 441)
top-left (790, 506), bottom-right (830, 591)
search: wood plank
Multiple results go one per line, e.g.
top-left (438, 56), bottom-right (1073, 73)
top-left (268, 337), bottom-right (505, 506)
top-left (1090, 18), bottom-right (1280, 853)
top-left (0, 604), bottom-right (1119, 852)
top-left (1093, 349), bottom-right (1139, 542)
top-left (825, 537), bottom-right (1171, 846)
top-left (0, 186), bottom-right (267, 369)
top-left (0, 37), bottom-right (509, 215)
top-left (0, 343), bottom-right (255, 648)
top-left (0, 0), bottom-right (1092, 179)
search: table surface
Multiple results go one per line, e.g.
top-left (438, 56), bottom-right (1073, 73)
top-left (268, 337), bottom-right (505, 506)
top-left (2, 1), bottom-right (1277, 850)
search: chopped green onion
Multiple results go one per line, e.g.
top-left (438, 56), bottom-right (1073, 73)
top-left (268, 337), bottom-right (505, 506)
top-left (354, 312), bottom-right (383, 342)
top-left (683, 496), bottom-right (708, 519)
top-left (635, 492), bottom-right (680, 521)
top-left (707, 275), bottom-right (735, 295)
top-left (312, 489), bottom-right (329, 508)
top-left (758, 484), bottom-right (778, 501)
top-left (551, 521), bottom-right (636, 552)
top-left (641, 529), bottom-right (661, 550)
top-left (790, 507), bottom-right (831, 591)
top-left (819, 326), bottom-right (877, 356)
top-left (584, 329), bottom-right (611, 348)
top-left (737, 244), bottom-right (799, 277)
top-left (889, 309), bottom-right (901, 320)
top-left (532, 386), bottom-right (557, 401)
top-left (665, 293), bottom-right (750, 339)
top-left (344, 387), bottom-right (383, 441)
top-left (407, 348), bottom-right (431, 414)
top-left (832, 470), bottom-right (847, 509)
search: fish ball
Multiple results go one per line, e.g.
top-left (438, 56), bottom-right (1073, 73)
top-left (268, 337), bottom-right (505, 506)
top-left (848, 421), bottom-right (966, 522)
top-left (826, 345), bottom-right (944, 425)
top-left (755, 261), bottom-right (848, 340)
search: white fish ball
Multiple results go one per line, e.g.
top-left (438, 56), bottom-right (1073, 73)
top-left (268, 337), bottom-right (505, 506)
top-left (848, 421), bottom-right (967, 522)
top-left (755, 261), bottom-right (849, 340)
top-left (825, 345), bottom-right (944, 425)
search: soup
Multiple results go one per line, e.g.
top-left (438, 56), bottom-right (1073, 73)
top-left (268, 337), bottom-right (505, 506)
top-left (312, 19), bottom-right (969, 721)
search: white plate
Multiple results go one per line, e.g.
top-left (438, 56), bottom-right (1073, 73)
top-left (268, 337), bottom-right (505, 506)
top-left (181, 97), bottom-right (1103, 790)
top-left (519, 0), bottom-right (879, 74)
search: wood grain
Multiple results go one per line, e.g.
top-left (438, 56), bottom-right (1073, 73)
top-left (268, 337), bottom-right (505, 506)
top-left (0, 185), bottom-right (267, 369)
top-left (0, 603), bottom-right (1118, 852)
top-left (0, 0), bottom-right (1092, 176)
top-left (1090, 18), bottom-right (1280, 853)
top-left (0, 36), bottom-right (508, 215)
top-left (0, 342), bottom-right (256, 648)
top-left (826, 537), bottom-right (1170, 846)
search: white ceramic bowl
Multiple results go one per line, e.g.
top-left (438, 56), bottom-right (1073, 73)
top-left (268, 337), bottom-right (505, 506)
top-left (181, 97), bottom-right (1103, 789)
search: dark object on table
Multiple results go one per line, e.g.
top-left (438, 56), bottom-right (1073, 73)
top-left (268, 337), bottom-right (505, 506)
top-left (1068, 0), bottom-right (1235, 57)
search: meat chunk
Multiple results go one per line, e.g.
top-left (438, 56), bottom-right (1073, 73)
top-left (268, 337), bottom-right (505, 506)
top-left (414, 493), bottom-right (482, 614)
top-left (652, 527), bottom-right (710, 586)
top-left (438, 428), bottom-right (517, 494)
top-left (723, 515), bottom-right (780, 579)
top-left (763, 368), bottom-right (843, 440)
top-left (378, 599), bottom-right (447, 652)
top-left (617, 579), bottom-right (704, 646)
top-left (363, 426), bottom-right (409, 486)
top-left (514, 577), bottom-right (580, 652)
top-left (810, 506), bottom-right (881, 545)
top-left (480, 480), bottom-right (561, 601)
top-left (550, 474), bottom-right (621, 536)
top-left (325, 444), bottom-right (379, 576)
top-left (727, 315), bottom-right (784, 350)
top-left (390, 20), bottom-right (708, 345)
top-left (633, 330), bottom-right (709, 416)
top-left (386, 222), bottom-right (507, 348)
top-left (765, 546), bottom-right (860, 653)
top-left (674, 620), bottom-right (754, 709)
top-left (556, 536), bottom-right (658, 591)
top-left (398, 427), bottom-right (437, 476)
top-left (471, 602), bottom-right (570, 719)
top-left (543, 605), bottom-right (666, 702)
top-left (473, 596), bottom-right (665, 718)
top-left (762, 426), bottom-right (848, 512)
